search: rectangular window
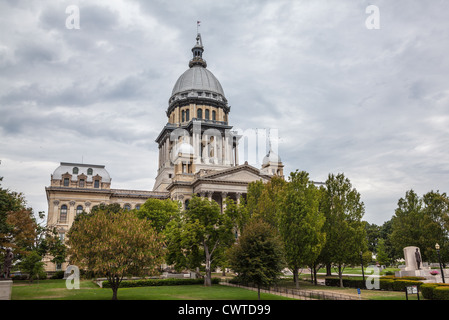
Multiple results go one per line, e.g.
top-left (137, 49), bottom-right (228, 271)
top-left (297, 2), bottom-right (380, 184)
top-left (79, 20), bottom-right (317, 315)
top-left (63, 178), bottom-right (69, 186)
top-left (79, 179), bottom-right (85, 187)
top-left (94, 180), bottom-right (100, 188)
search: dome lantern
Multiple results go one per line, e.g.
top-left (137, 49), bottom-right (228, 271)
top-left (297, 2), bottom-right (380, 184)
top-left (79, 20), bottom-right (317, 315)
top-left (189, 33), bottom-right (207, 68)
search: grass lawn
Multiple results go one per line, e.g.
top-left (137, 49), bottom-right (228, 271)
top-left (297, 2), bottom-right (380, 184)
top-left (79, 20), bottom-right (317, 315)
top-left (11, 280), bottom-right (295, 300)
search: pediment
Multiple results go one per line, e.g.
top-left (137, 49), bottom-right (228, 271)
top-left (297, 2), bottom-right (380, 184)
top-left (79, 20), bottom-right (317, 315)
top-left (202, 165), bottom-right (271, 183)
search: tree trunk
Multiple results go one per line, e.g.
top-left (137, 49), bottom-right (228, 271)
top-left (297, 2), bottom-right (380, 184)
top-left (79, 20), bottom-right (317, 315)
top-left (310, 267), bottom-right (314, 284)
top-left (257, 284), bottom-right (261, 300)
top-left (326, 263), bottom-right (332, 276)
top-left (313, 264), bottom-right (318, 286)
top-left (112, 286), bottom-right (118, 300)
top-left (204, 250), bottom-right (212, 287)
top-left (293, 267), bottom-right (299, 289)
top-left (338, 264), bottom-right (343, 288)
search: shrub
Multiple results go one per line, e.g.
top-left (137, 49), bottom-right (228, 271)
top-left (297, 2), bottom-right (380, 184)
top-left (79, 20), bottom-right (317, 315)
top-left (325, 276), bottom-right (424, 292)
top-left (433, 286), bottom-right (449, 300)
top-left (392, 280), bottom-right (422, 292)
top-left (102, 277), bottom-right (220, 288)
top-left (51, 271), bottom-right (65, 279)
top-left (379, 279), bottom-right (394, 291)
top-left (421, 283), bottom-right (439, 300)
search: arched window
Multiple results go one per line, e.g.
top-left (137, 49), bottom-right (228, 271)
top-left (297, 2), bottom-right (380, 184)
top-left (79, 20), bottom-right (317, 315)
top-left (186, 109), bottom-right (190, 122)
top-left (197, 108), bottom-right (202, 119)
top-left (212, 110), bottom-right (216, 121)
top-left (185, 199), bottom-right (190, 210)
top-left (87, 168), bottom-right (93, 175)
top-left (60, 205), bottom-right (68, 223)
top-left (73, 167), bottom-right (79, 174)
top-left (182, 110), bottom-right (185, 122)
top-left (76, 205), bottom-right (83, 215)
top-left (135, 204), bottom-right (141, 210)
top-left (205, 109), bottom-right (210, 120)
top-left (124, 204), bottom-right (131, 211)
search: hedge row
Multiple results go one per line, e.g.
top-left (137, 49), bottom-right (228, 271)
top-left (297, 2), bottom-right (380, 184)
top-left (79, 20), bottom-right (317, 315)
top-left (420, 283), bottom-right (449, 300)
top-left (325, 276), bottom-right (424, 292)
top-left (102, 277), bottom-right (220, 288)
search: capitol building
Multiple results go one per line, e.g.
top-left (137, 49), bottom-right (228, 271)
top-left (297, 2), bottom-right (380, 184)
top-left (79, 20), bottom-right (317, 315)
top-left (44, 33), bottom-right (284, 271)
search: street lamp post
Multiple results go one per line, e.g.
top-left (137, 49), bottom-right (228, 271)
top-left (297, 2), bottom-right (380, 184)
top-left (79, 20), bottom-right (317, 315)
top-left (435, 243), bottom-right (445, 283)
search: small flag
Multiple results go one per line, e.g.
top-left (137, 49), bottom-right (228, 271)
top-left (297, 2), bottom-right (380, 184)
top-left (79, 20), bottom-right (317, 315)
top-left (197, 21), bottom-right (201, 26)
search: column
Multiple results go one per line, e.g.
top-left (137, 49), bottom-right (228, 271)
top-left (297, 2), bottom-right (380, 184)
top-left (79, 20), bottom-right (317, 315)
top-left (235, 141), bottom-right (239, 165)
top-left (207, 191), bottom-right (213, 202)
top-left (221, 192), bottom-right (228, 213)
top-left (165, 137), bottom-right (170, 165)
top-left (236, 192), bottom-right (242, 205)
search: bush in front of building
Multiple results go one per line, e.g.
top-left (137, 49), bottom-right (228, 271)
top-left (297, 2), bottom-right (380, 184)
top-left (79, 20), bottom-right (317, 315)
top-left (421, 283), bottom-right (449, 300)
top-left (325, 276), bottom-right (424, 292)
top-left (102, 277), bottom-right (220, 288)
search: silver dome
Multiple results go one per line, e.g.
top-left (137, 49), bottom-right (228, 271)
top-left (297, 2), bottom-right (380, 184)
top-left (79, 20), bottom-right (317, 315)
top-left (171, 65), bottom-right (225, 97)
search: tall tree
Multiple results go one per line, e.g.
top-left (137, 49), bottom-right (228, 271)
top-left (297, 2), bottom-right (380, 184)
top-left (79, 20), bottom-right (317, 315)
top-left (135, 198), bottom-right (181, 235)
top-left (279, 170), bottom-right (326, 288)
top-left (0, 177), bottom-right (27, 251)
top-left (228, 218), bottom-right (285, 300)
top-left (391, 190), bottom-right (449, 262)
top-left (254, 176), bottom-right (287, 228)
top-left (320, 173), bottom-right (367, 287)
top-left (67, 208), bottom-right (165, 300)
top-left (166, 196), bottom-right (237, 286)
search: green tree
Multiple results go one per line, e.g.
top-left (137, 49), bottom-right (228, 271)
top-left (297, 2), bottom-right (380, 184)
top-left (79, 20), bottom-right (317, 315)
top-left (228, 218), bottom-right (285, 300)
top-left (67, 208), bottom-right (165, 300)
top-left (376, 238), bottom-right (390, 266)
top-left (19, 250), bottom-right (46, 282)
top-left (320, 173), bottom-right (367, 287)
top-left (254, 176), bottom-right (287, 228)
top-left (378, 219), bottom-right (398, 263)
top-left (391, 190), bottom-right (449, 262)
top-left (135, 198), bottom-right (181, 235)
top-left (279, 170), bottom-right (326, 288)
top-left (166, 196), bottom-right (237, 286)
top-left (0, 176), bottom-right (27, 251)
top-left (365, 222), bottom-right (380, 254)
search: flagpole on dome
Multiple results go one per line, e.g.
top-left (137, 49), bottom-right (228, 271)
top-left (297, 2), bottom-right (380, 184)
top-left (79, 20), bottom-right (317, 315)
top-left (197, 20), bottom-right (201, 35)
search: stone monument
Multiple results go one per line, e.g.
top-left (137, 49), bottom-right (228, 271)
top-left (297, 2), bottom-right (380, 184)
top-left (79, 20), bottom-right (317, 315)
top-left (395, 246), bottom-right (438, 281)
top-left (404, 246), bottom-right (422, 272)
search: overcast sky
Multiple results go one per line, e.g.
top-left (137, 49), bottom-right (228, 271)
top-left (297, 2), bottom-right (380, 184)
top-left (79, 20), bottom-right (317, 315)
top-left (1, 0), bottom-right (448, 226)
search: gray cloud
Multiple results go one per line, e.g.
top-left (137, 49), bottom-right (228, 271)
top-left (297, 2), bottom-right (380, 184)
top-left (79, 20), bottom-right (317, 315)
top-left (1, 0), bottom-right (448, 225)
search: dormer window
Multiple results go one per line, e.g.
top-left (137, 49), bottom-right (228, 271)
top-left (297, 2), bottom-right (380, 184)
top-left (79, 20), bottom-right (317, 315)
top-left (94, 180), bottom-right (100, 188)
top-left (63, 178), bottom-right (69, 186)
top-left (73, 167), bottom-right (79, 174)
top-left (87, 168), bottom-right (93, 175)
top-left (79, 179), bottom-right (85, 188)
